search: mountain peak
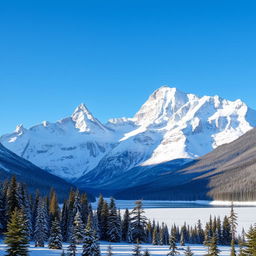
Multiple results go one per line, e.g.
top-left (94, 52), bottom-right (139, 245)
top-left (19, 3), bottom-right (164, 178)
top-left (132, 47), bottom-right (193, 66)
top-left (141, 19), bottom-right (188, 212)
top-left (15, 124), bottom-right (26, 134)
top-left (135, 86), bottom-right (189, 126)
top-left (71, 103), bottom-right (106, 133)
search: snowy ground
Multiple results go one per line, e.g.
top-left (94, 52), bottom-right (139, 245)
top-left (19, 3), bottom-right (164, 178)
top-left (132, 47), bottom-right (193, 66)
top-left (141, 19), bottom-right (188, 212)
top-left (0, 241), bottom-right (233, 256)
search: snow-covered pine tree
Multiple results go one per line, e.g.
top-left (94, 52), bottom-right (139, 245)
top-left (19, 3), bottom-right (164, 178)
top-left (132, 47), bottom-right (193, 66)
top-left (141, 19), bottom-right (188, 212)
top-left (122, 208), bottom-right (130, 241)
top-left (34, 198), bottom-right (48, 247)
top-left (73, 210), bottom-right (85, 244)
top-left (67, 231), bottom-right (77, 256)
top-left (73, 190), bottom-right (81, 215)
top-left (4, 208), bottom-right (29, 256)
top-left (48, 217), bottom-right (63, 249)
top-left (167, 233), bottom-right (179, 256)
top-left (93, 212), bottom-right (101, 239)
top-left (130, 200), bottom-right (147, 243)
top-left (32, 190), bottom-right (40, 237)
top-left (82, 221), bottom-right (101, 256)
top-left (6, 176), bottom-right (19, 218)
top-left (107, 197), bottom-right (121, 242)
top-left (18, 185), bottom-right (32, 239)
top-left (127, 222), bottom-right (133, 243)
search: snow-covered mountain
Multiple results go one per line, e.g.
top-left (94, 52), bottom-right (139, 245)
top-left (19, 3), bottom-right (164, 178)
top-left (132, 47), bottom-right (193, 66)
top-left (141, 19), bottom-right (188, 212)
top-left (1, 86), bottom-right (256, 184)
top-left (0, 143), bottom-right (86, 200)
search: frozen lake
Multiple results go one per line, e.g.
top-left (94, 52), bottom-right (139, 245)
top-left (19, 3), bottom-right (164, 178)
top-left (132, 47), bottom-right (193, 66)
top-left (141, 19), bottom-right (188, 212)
top-left (92, 199), bottom-right (256, 234)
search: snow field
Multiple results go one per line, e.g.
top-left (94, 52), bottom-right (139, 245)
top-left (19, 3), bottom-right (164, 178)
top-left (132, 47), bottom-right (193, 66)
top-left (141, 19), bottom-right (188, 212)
top-left (0, 242), bottom-right (233, 256)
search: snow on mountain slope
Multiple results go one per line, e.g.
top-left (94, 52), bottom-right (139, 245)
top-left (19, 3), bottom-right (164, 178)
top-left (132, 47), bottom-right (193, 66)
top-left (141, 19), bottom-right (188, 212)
top-left (1, 86), bottom-right (256, 184)
top-left (0, 104), bottom-right (118, 180)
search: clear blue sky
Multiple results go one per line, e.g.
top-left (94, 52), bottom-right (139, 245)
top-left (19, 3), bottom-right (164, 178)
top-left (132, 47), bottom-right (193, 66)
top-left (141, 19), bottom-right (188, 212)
top-left (1, 0), bottom-right (256, 134)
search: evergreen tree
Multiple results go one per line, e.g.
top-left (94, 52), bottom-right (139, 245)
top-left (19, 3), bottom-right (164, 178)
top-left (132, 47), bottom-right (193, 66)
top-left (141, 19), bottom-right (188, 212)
top-left (34, 198), bottom-right (48, 247)
top-left (122, 208), bottom-right (130, 241)
top-left (67, 190), bottom-right (76, 242)
top-left (49, 189), bottom-right (59, 222)
top-left (82, 220), bottom-right (101, 256)
top-left (184, 246), bottom-right (193, 256)
top-left (132, 241), bottom-right (142, 256)
top-left (127, 222), bottom-right (133, 243)
top-left (130, 200), bottom-right (148, 243)
top-left (4, 208), bottom-right (29, 256)
top-left (80, 193), bottom-right (89, 225)
top-left (197, 220), bottom-right (204, 244)
top-left (97, 194), bottom-right (104, 236)
top-left (152, 227), bottom-right (158, 245)
top-left (61, 200), bottom-right (69, 242)
top-left (6, 176), bottom-right (19, 218)
top-left (180, 230), bottom-right (185, 246)
top-left (167, 234), bottom-right (179, 256)
top-left (73, 210), bottom-right (85, 244)
top-left (67, 234), bottom-right (77, 256)
top-left (204, 222), bottom-right (211, 253)
top-left (32, 190), bottom-right (40, 237)
top-left (48, 217), bottom-right (62, 249)
top-left (216, 217), bottom-right (222, 245)
top-left (107, 198), bottom-right (121, 242)
top-left (101, 201), bottom-right (109, 240)
top-left (222, 216), bottom-right (232, 245)
top-left (243, 225), bottom-right (256, 256)
top-left (208, 233), bottom-right (220, 256)
top-left (229, 203), bottom-right (238, 256)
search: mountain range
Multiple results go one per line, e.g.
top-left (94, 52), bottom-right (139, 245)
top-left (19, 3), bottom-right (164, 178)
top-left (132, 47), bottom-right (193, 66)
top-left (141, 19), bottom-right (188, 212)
top-left (1, 86), bottom-right (256, 199)
top-left (0, 143), bottom-right (92, 200)
top-left (115, 126), bottom-right (256, 201)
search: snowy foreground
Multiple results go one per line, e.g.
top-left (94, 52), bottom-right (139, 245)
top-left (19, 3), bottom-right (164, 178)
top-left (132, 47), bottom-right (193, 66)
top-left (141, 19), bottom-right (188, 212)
top-left (0, 241), bottom-right (233, 256)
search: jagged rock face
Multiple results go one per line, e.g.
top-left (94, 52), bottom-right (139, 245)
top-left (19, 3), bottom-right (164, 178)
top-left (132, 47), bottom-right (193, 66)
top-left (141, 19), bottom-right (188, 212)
top-left (1, 86), bottom-right (256, 184)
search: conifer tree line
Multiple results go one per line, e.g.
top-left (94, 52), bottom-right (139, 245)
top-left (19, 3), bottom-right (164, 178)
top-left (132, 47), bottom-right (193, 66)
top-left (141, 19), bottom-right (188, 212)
top-left (1, 177), bottom-right (256, 256)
